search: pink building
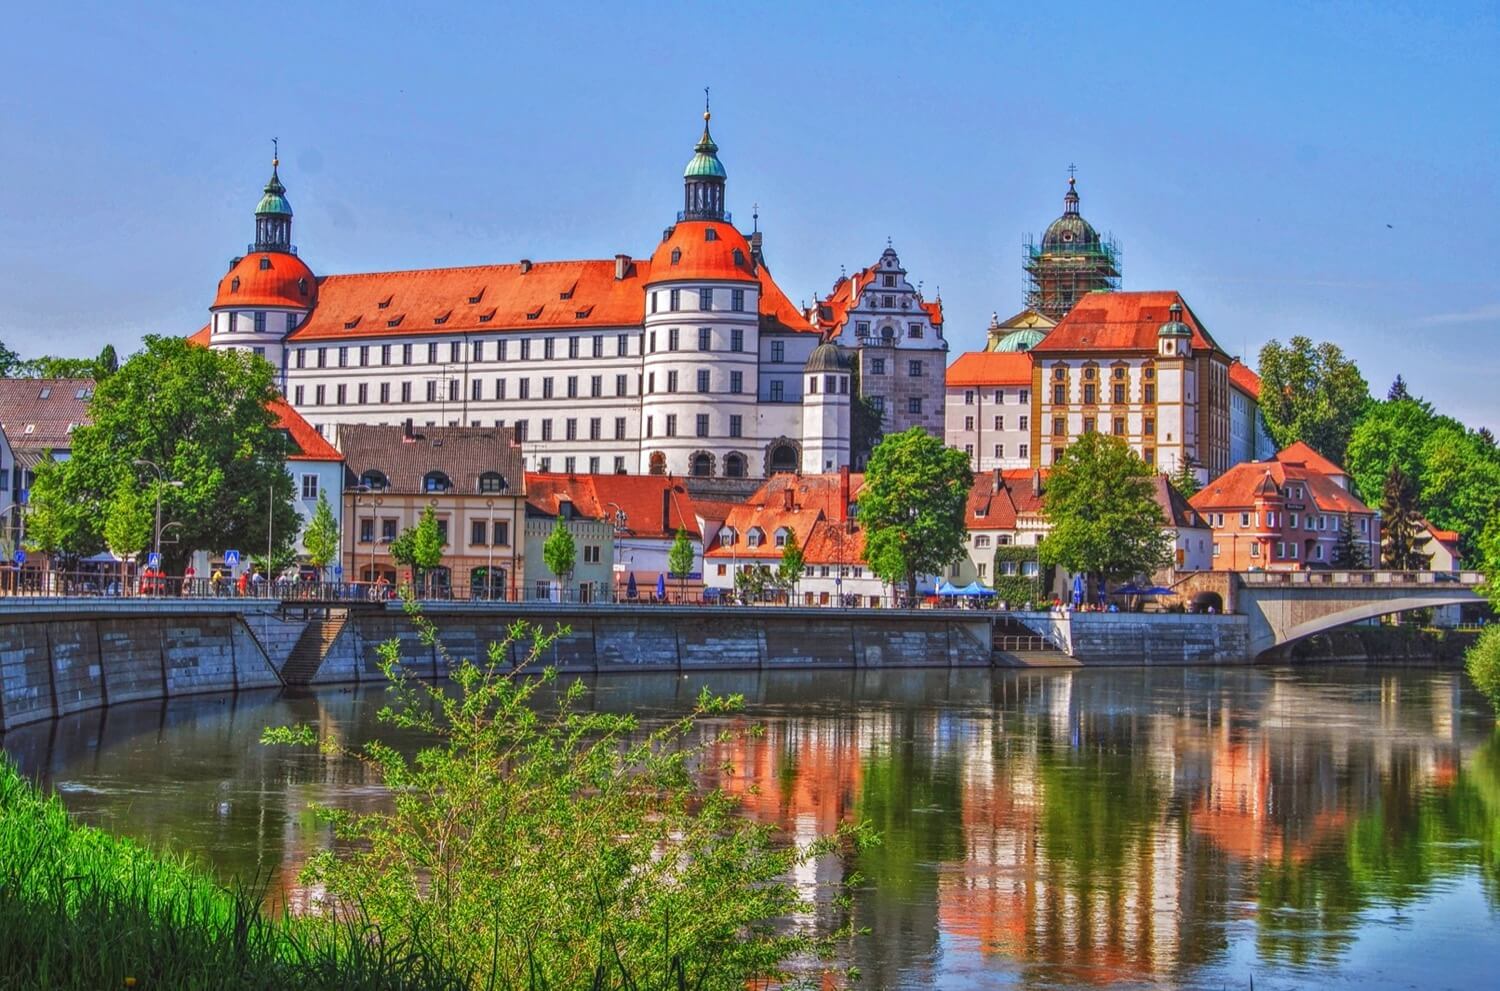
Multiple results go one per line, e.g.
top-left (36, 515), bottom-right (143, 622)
top-left (1189, 443), bottom-right (1378, 570)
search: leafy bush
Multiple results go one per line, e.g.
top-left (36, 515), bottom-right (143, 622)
top-left (263, 594), bottom-right (872, 987)
top-left (1467, 624), bottom-right (1500, 713)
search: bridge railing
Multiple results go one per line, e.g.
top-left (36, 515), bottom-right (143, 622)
top-left (1237, 569), bottom-right (1484, 587)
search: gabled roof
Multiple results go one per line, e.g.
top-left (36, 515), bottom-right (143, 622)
top-left (1149, 475), bottom-right (1206, 529)
top-left (946, 351), bottom-right (1033, 388)
top-left (1030, 291), bottom-right (1222, 355)
top-left (339, 424), bottom-right (524, 496)
top-left (270, 398), bottom-right (342, 462)
top-left (811, 259), bottom-right (942, 336)
top-left (1228, 360), bottom-right (1262, 399)
top-left (1274, 441), bottom-right (1346, 477)
top-left (524, 472), bottom-right (713, 539)
top-left (0, 377), bottom-right (95, 454)
top-left (1190, 460), bottom-right (1371, 515)
top-left (705, 471), bottom-right (864, 559)
top-left (965, 469), bottom-right (1046, 529)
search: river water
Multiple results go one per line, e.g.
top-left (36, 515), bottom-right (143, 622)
top-left (5, 664), bottom-right (1499, 990)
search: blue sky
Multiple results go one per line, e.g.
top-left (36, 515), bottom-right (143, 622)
top-left (2, 1), bottom-right (1496, 426)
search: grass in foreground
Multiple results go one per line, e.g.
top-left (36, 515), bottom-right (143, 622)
top-left (0, 758), bottom-right (467, 990)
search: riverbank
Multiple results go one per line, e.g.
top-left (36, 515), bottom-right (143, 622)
top-left (0, 758), bottom-right (465, 990)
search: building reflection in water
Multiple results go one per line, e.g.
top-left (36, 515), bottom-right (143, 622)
top-left (5, 665), bottom-right (1500, 988)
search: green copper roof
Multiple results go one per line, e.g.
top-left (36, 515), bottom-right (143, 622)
top-left (684, 115), bottom-right (727, 179)
top-left (1158, 303), bottom-right (1191, 338)
top-left (994, 327), bottom-right (1048, 352)
top-left (255, 165), bottom-right (292, 217)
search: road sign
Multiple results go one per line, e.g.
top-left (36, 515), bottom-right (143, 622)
top-left (224, 549), bottom-right (241, 567)
top-left (12, 550), bottom-right (25, 566)
top-left (147, 552), bottom-right (161, 570)
top-left (333, 564), bottom-right (343, 577)
top-left (18, 488), bottom-right (27, 505)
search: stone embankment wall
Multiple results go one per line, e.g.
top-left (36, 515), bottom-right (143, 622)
top-left (307, 606), bottom-right (995, 684)
top-left (1013, 612), bottom-right (1251, 666)
top-left (0, 612), bottom-right (281, 731)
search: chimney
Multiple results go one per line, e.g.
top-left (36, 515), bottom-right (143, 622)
top-left (519, 259), bottom-right (532, 274)
top-left (992, 467), bottom-right (1002, 488)
top-left (1032, 468), bottom-right (1042, 497)
top-left (403, 418), bottom-right (414, 442)
top-left (614, 254), bottom-right (631, 280)
top-left (782, 485), bottom-right (795, 512)
top-left (837, 465), bottom-right (850, 523)
top-left (662, 488), bottom-right (672, 534)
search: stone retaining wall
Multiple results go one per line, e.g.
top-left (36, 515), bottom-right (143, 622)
top-left (1013, 612), bottom-right (1251, 666)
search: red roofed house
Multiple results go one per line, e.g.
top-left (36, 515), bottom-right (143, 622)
top-left (811, 245), bottom-right (948, 451)
top-left (1189, 444), bottom-right (1379, 571)
top-left (271, 398), bottom-right (346, 568)
top-left (523, 472), bottom-right (729, 600)
top-left (944, 351), bottom-right (1034, 471)
top-left (1030, 291), bottom-right (1234, 482)
top-left (203, 112), bottom-right (843, 482)
top-left (703, 469), bottom-right (918, 606)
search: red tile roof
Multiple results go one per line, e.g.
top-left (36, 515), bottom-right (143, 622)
top-left (270, 398), bottom-right (342, 462)
top-left (1190, 460), bottom-right (1371, 515)
top-left (648, 221), bottom-right (756, 284)
top-left (524, 473), bottom-right (723, 540)
top-left (187, 323), bottom-right (211, 347)
top-left (811, 261), bottom-right (942, 336)
top-left (212, 251), bottom-right (317, 310)
top-left (705, 471), bottom-right (864, 560)
top-left (1229, 360), bottom-right (1261, 398)
top-left (1274, 441), bottom-right (1346, 477)
top-left (1030, 291), bottom-right (1221, 355)
top-left (946, 351), bottom-right (1033, 388)
top-left (965, 469), bottom-right (1046, 529)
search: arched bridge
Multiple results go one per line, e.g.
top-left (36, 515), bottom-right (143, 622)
top-left (1228, 570), bottom-right (1486, 657)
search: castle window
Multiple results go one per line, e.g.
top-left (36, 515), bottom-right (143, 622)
top-left (883, 275), bottom-right (895, 288)
top-left (732, 249), bottom-right (745, 267)
top-left (231, 277), bottom-right (240, 293)
top-left (259, 256), bottom-right (271, 271)
top-left (671, 248), bottom-right (682, 265)
top-left (378, 296), bottom-right (392, 309)
top-left (468, 290), bottom-right (484, 304)
top-left (434, 312), bottom-right (449, 325)
top-left (704, 228), bottom-right (718, 241)
top-left (387, 316), bottom-right (403, 328)
top-left (344, 317), bottom-right (360, 330)
top-left (298, 278), bottom-right (308, 296)
top-left (559, 281), bottom-right (575, 300)
top-left (423, 471), bottom-right (452, 493)
top-left (699, 288), bottom-right (714, 310)
top-left (254, 312), bottom-right (267, 334)
top-left (478, 310), bottom-right (494, 323)
top-left (527, 306), bottom-right (543, 320)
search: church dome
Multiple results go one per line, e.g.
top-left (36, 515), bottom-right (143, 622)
top-left (212, 251), bottom-right (316, 310)
top-left (647, 221), bottom-right (757, 283)
top-left (683, 112), bottom-right (727, 179)
top-left (1039, 176), bottom-right (1102, 253)
top-left (804, 341), bottom-right (848, 373)
top-left (995, 327), bottom-right (1048, 352)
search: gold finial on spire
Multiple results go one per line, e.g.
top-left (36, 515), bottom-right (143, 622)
top-left (272, 137), bottom-right (279, 169)
top-left (704, 86), bottom-right (710, 121)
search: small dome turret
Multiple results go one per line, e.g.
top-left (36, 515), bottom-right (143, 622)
top-left (252, 141), bottom-right (294, 254)
top-left (995, 327), bottom-right (1048, 352)
top-left (804, 341), bottom-right (848, 373)
top-left (1157, 301), bottom-right (1192, 339)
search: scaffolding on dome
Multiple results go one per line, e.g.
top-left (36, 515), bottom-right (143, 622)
top-left (1022, 233), bottom-right (1122, 321)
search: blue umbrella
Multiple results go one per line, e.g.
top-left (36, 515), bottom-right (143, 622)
top-left (936, 580), bottom-right (962, 596)
top-left (656, 573), bottom-right (667, 601)
top-left (626, 572), bottom-right (638, 599)
top-left (959, 581), bottom-right (997, 597)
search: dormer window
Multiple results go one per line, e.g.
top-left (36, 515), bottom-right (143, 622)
top-left (231, 277), bottom-right (241, 293)
top-left (434, 312), bottom-right (450, 325)
top-left (37, 387), bottom-right (50, 399)
top-left (705, 228), bottom-right (717, 241)
top-left (526, 306), bottom-right (543, 320)
top-left (378, 296), bottom-right (393, 310)
top-left (559, 281), bottom-right (576, 300)
top-left (774, 527), bottom-right (789, 548)
top-left (259, 256), bottom-right (271, 270)
top-left (721, 527), bottom-right (737, 546)
top-left (671, 248), bottom-right (682, 265)
top-left (359, 470), bottom-right (388, 491)
top-left (478, 309), bottom-right (495, 323)
top-left (344, 316), bottom-right (361, 330)
top-left (477, 471), bottom-right (507, 494)
top-left (423, 471), bottom-right (452, 493)
top-left (575, 305), bottom-right (594, 319)
top-left (298, 278), bottom-right (308, 296)
top-left (387, 315), bottom-right (404, 328)
top-left (746, 527), bottom-right (764, 548)
top-left (733, 248), bottom-right (745, 266)
top-left (468, 290), bottom-right (484, 304)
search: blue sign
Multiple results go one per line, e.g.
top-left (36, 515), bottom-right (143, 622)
top-left (224, 549), bottom-right (241, 567)
top-left (18, 488), bottom-right (27, 505)
top-left (333, 564), bottom-right (343, 577)
top-left (147, 552), bottom-right (161, 570)
top-left (13, 550), bottom-right (25, 566)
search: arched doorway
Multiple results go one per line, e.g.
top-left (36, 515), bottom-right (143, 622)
top-left (766, 440), bottom-right (800, 475)
top-left (724, 452), bottom-right (747, 478)
top-left (469, 566), bottom-right (507, 601)
top-left (648, 451), bottom-right (667, 475)
top-left (690, 451), bottom-right (714, 477)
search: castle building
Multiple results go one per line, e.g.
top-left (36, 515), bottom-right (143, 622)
top-left (811, 246), bottom-right (947, 443)
top-left (1029, 291), bottom-right (1233, 480)
top-left (1022, 173), bottom-right (1121, 322)
top-left (198, 111), bottom-right (844, 480)
top-left (943, 352), bottom-right (1033, 471)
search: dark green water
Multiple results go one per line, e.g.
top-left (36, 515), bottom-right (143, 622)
top-left (5, 665), bottom-right (1499, 989)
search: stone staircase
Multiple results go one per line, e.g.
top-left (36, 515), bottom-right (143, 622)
top-left (279, 610), bottom-right (349, 686)
top-left (991, 616), bottom-right (1077, 668)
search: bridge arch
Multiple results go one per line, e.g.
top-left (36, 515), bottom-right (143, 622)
top-left (1244, 588), bottom-right (1481, 657)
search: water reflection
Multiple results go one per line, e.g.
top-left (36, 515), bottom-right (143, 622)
top-left (5, 666), bottom-right (1499, 988)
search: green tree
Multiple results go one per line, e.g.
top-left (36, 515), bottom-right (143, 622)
top-left (96, 344), bottom-right (119, 377)
top-left (301, 491), bottom-right (340, 578)
top-left (542, 517), bottom-right (577, 594)
top-left (1331, 511), bottom-right (1369, 569)
top-left (23, 337), bottom-right (299, 577)
top-left (847, 360), bottom-right (885, 468)
top-left (733, 564), bottom-right (769, 604)
top-left (860, 427), bottom-right (973, 603)
top-left (1257, 336), bottom-right (1370, 464)
top-left (390, 506), bottom-right (444, 592)
top-left (103, 473), bottom-right (153, 591)
top-left (0, 340), bottom-right (21, 376)
top-left (1467, 626), bottom-right (1500, 714)
top-left (1168, 457), bottom-right (1201, 498)
top-left (1040, 432), bottom-right (1173, 587)
top-left (776, 528), bottom-right (805, 598)
top-left (667, 526), bottom-right (695, 601)
top-left (263, 599), bottom-right (870, 985)
top-left (1380, 465), bottom-right (1430, 570)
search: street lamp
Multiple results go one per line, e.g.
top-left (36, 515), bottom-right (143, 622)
top-left (132, 459), bottom-right (184, 565)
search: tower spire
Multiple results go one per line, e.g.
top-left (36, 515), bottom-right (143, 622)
top-left (1064, 165), bottom-right (1080, 215)
top-left (253, 140), bottom-right (293, 253)
top-left (681, 96), bottom-right (727, 222)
